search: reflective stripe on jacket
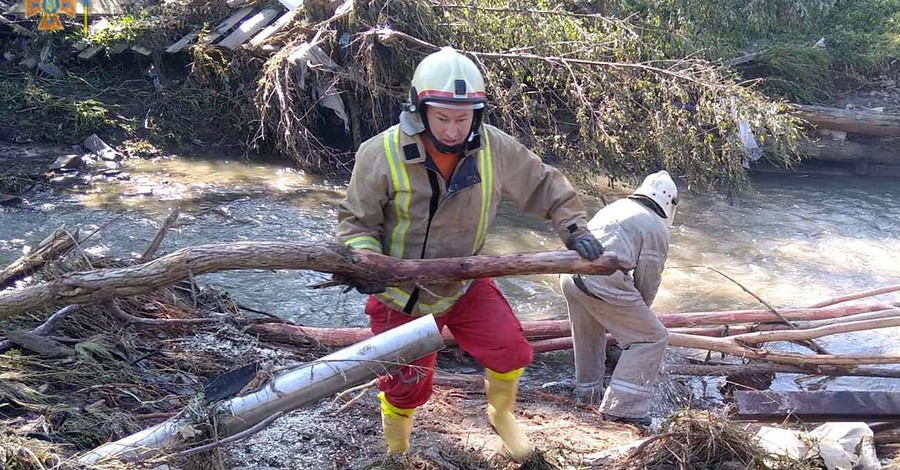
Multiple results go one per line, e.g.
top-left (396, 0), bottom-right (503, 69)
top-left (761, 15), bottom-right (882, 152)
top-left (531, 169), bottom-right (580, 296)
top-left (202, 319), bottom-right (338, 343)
top-left (337, 123), bottom-right (588, 316)
top-left (579, 198), bottom-right (669, 307)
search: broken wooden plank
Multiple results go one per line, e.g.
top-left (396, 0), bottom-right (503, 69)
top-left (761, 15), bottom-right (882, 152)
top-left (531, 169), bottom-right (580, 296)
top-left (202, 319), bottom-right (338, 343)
top-left (735, 391), bottom-right (900, 422)
top-left (218, 8), bottom-right (281, 49)
top-left (248, 9), bottom-right (298, 49)
top-left (166, 29), bottom-right (202, 53)
top-left (198, 6), bottom-right (254, 45)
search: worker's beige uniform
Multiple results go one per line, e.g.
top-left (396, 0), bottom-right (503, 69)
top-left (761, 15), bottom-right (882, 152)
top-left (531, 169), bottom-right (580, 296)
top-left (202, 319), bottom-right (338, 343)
top-left (337, 121), bottom-right (589, 316)
top-left (560, 197), bottom-right (669, 419)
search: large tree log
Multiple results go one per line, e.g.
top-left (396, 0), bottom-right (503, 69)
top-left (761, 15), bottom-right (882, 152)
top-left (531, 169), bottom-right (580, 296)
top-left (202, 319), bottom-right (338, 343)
top-left (0, 242), bottom-right (620, 318)
top-left (793, 104), bottom-right (900, 137)
top-left (798, 139), bottom-right (899, 165)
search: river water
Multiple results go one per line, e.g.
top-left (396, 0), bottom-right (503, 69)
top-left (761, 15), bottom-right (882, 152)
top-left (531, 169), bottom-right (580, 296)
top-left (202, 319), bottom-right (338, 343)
top-left (2, 154), bottom-right (899, 396)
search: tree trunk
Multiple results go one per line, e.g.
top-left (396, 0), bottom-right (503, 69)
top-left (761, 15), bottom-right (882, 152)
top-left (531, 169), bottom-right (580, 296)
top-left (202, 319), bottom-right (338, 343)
top-left (793, 104), bottom-right (900, 137)
top-left (797, 139), bottom-right (899, 165)
top-left (0, 242), bottom-right (620, 318)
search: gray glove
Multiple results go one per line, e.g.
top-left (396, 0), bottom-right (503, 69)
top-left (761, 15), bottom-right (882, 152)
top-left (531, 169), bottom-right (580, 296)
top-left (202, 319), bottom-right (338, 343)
top-left (568, 233), bottom-right (604, 260)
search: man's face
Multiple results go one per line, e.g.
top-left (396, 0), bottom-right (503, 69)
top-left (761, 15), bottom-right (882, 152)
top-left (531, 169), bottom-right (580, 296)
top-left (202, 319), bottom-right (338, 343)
top-left (425, 105), bottom-right (475, 148)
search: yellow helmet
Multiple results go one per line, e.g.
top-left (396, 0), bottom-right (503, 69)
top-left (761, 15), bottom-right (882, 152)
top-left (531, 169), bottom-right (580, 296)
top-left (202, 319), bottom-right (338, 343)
top-left (409, 47), bottom-right (486, 111)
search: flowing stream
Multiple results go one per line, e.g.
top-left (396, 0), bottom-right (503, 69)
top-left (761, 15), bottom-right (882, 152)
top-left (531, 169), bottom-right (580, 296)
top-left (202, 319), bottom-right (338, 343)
top-left (2, 153), bottom-right (899, 398)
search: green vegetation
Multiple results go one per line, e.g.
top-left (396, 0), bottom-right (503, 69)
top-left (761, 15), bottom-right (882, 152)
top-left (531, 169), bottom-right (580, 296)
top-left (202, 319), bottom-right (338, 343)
top-left (0, 71), bottom-right (131, 142)
top-left (1, 0), bottom-right (898, 191)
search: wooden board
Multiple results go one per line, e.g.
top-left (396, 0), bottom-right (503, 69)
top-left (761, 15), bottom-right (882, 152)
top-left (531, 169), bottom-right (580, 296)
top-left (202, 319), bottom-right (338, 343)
top-left (198, 6), bottom-right (254, 45)
top-left (247, 9), bottom-right (297, 48)
top-left (166, 29), bottom-right (201, 54)
top-left (735, 391), bottom-right (900, 421)
top-left (217, 8), bottom-right (281, 49)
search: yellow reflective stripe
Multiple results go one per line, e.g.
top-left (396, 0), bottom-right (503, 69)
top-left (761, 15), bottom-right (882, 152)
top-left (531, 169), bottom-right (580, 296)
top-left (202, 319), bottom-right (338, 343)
top-left (486, 367), bottom-right (525, 381)
top-left (417, 281), bottom-right (470, 314)
top-left (379, 391), bottom-right (416, 417)
top-left (384, 127), bottom-right (412, 258)
top-left (379, 287), bottom-right (410, 307)
top-left (472, 131), bottom-right (493, 253)
top-left (345, 236), bottom-right (381, 252)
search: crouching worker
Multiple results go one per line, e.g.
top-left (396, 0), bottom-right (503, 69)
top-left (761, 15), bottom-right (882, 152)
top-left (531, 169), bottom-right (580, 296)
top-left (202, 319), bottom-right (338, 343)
top-left (560, 170), bottom-right (677, 426)
top-left (335, 47), bottom-right (603, 461)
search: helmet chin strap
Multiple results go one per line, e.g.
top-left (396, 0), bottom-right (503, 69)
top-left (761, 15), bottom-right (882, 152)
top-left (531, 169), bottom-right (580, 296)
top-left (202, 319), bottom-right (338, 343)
top-left (421, 107), bottom-right (484, 154)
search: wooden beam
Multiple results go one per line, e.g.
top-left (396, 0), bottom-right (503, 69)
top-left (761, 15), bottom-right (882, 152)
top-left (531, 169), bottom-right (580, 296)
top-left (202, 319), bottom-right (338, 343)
top-left (218, 8), bottom-right (281, 49)
top-left (736, 391), bottom-right (900, 421)
top-left (793, 104), bottom-right (900, 137)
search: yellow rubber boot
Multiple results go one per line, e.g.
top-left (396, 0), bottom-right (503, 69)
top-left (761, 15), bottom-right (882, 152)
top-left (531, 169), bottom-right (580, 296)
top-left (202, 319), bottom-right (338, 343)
top-left (379, 392), bottom-right (415, 454)
top-left (485, 368), bottom-right (534, 462)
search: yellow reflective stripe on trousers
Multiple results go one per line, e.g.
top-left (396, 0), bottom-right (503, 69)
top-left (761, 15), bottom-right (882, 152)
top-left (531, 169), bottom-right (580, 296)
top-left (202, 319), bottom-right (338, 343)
top-left (344, 235), bottom-right (381, 253)
top-left (384, 127), bottom-right (412, 258)
top-left (472, 131), bottom-right (493, 253)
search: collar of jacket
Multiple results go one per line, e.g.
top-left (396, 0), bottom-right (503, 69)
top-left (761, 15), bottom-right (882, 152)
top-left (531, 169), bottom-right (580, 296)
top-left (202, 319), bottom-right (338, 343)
top-left (398, 110), bottom-right (485, 162)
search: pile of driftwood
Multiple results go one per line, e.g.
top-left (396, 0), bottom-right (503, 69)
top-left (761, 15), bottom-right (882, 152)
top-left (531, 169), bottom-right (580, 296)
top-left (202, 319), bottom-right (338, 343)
top-left (3, 222), bottom-right (899, 382)
top-left (252, 284), bottom-right (900, 379)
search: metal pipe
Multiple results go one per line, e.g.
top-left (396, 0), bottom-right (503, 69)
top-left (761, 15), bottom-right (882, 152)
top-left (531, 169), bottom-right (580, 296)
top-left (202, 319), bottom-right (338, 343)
top-left (79, 314), bottom-right (443, 464)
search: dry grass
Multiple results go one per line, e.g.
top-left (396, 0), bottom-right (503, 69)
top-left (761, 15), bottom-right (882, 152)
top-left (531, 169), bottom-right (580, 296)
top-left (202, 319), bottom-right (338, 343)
top-left (613, 409), bottom-right (819, 470)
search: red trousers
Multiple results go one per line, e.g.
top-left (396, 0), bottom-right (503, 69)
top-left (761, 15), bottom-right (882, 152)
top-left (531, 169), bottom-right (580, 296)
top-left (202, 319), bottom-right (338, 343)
top-left (367, 278), bottom-right (533, 409)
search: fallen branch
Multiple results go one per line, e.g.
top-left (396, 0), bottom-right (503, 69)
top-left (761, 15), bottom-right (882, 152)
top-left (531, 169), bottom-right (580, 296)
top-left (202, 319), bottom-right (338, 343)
top-left (175, 411), bottom-right (285, 458)
top-left (0, 228), bottom-right (79, 290)
top-left (729, 315), bottom-right (900, 346)
top-left (105, 300), bottom-right (220, 327)
top-left (0, 304), bottom-right (79, 353)
top-left (809, 284), bottom-right (900, 308)
top-left (140, 208), bottom-right (180, 261)
top-left (669, 333), bottom-right (900, 366)
top-left (665, 362), bottom-right (900, 379)
top-left (0, 242), bottom-right (620, 318)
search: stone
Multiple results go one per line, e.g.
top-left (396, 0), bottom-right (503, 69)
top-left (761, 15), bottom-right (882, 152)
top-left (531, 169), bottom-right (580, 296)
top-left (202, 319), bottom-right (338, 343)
top-left (83, 134), bottom-right (123, 161)
top-left (48, 154), bottom-right (83, 170)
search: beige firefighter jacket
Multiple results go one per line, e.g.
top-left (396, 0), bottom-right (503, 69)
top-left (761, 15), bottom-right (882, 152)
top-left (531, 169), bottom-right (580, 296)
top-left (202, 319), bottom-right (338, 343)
top-left (579, 198), bottom-right (669, 307)
top-left (337, 121), bottom-right (588, 316)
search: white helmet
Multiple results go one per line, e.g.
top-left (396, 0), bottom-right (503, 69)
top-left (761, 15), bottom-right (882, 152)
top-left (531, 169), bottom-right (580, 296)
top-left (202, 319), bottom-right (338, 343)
top-left (632, 170), bottom-right (678, 223)
top-left (409, 47), bottom-right (486, 112)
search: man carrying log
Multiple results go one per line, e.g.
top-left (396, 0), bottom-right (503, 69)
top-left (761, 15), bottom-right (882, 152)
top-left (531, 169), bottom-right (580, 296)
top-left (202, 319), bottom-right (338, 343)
top-left (560, 170), bottom-right (677, 426)
top-left (335, 46), bottom-right (603, 462)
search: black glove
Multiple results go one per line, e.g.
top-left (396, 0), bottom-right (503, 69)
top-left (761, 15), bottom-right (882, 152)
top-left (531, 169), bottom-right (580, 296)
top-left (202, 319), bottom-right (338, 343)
top-left (568, 233), bottom-right (604, 261)
top-left (332, 273), bottom-right (385, 295)
top-left (354, 281), bottom-right (386, 295)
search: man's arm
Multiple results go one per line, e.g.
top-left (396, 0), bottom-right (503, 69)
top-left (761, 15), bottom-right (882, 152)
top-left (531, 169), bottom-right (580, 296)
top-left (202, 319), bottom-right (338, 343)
top-left (633, 243), bottom-right (667, 308)
top-left (490, 127), bottom-right (591, 247)
top-left (336, 140), bottom-right (388, 254)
